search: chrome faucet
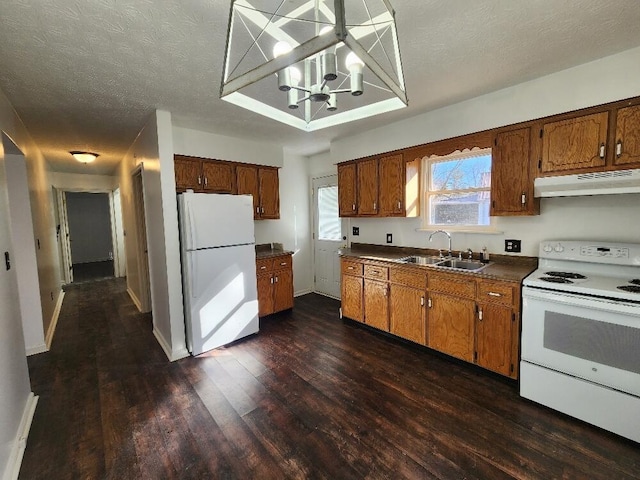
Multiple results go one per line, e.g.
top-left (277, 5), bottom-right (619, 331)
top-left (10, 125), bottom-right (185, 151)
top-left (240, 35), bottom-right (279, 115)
top-left (429, 230), bottom-right (452, 258)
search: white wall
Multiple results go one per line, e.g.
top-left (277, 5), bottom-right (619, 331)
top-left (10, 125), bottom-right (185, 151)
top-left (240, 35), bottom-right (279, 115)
top-left (0, 98), bottom-right (37, 480)
top-left (65, 192), bottom-right (113, 264)
top-left (316, 46), bottom-right (640, 256)
top-left (172, 126), bottom-right (283, 167)
top-left (254, 150), bottom-right (313, 295)
top-left (5, 153), bottom-right (46, 355)
top-left (50, 172), bottom-right (117, 191)
top-left (119, 110), bottom-right (188, 361)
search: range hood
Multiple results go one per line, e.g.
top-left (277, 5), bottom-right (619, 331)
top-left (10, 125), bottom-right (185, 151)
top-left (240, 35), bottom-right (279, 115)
top-left (534, 169), bottom-right (640, 197)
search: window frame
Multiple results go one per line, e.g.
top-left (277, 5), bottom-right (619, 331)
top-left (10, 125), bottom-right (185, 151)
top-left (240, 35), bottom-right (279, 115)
top-left (421, 147), bottom-right (495, 232)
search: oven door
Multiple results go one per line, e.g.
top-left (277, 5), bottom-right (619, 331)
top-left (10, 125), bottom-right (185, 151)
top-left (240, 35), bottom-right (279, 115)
top-left (521, 286), bottom-right (640, 397)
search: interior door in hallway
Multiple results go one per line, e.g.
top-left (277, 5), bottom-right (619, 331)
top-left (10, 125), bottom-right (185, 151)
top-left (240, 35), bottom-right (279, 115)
top-left (313, 175), bottom-right (342, 299)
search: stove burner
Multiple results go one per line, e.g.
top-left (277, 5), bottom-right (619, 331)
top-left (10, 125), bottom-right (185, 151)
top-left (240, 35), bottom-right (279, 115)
top-left (630, 279), bottom-right (640, 286)
top-left (618, 285), bottom-right (640, 294)
top-left (540, 277), bottom-right (574, 284)
top-left (545, 271), bottom-right (587, 280)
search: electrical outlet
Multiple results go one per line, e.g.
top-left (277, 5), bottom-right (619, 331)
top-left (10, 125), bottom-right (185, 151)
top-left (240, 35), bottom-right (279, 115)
top-left (505, 239), bottom-right (522, 253)
top-left (386, 233), bottom-right (393, 244)
top-left (352, 226), bottom-right (359, 236)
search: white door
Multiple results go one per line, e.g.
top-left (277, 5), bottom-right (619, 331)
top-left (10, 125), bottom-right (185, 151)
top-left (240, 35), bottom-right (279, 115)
top-left (183, 244), bottom-right (259, 355)
top-left (313, 175), bottom-right (343, 299)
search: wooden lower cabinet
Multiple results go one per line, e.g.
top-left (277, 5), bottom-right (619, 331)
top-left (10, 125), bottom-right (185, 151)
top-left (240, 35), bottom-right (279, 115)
top-left (341, 273), bottom-right (363, 322)
top-left (389, 284), bottom-right (425, 344)
top-left (256, 255), bottom-right (293, 317)
top-left (476, 302), bottom-right (515, 377)
top-left (363, 279), bottom-right (389, 331)
top-left (427, 292), bottom-right (475, 362)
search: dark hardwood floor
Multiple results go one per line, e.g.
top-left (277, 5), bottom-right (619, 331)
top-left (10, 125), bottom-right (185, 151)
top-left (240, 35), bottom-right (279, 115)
top-left (21, 278), bottom-right (640, 479)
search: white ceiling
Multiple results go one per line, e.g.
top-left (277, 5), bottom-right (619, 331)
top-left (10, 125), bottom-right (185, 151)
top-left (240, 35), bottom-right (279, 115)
top-left (0, 0), bottom-right (639, 175)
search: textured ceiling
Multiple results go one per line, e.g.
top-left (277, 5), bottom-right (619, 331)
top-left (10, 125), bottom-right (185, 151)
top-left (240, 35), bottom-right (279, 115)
top-left (0, 0), bottom-right (639, 175)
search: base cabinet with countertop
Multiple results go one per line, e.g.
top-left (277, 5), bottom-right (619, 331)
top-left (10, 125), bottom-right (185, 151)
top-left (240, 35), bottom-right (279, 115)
top-left (256, 252), bottom-right (293, 317)
top-left (340, 253), bottom-right (530, 379)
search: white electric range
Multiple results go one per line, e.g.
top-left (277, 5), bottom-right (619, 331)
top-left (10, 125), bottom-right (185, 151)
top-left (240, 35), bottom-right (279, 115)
top-left (520, 240), bottom-right (640, 443)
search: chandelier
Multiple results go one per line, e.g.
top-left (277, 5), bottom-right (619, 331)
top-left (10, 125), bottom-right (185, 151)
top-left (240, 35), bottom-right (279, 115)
top-left (220, 0), bottom-right (407, 132)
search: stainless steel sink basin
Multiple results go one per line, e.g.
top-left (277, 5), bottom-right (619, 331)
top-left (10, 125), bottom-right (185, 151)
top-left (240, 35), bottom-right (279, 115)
top-left (399, 255), bottom-right (444, 265)
top-left (436, 259), bottom-right (487, 271)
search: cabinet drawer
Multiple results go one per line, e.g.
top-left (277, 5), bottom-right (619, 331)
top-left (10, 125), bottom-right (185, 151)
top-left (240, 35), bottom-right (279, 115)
top-left (342, 260), bottom-right (363, 276)
top-left (389, 267), bottom-right (427, 289)
top-left (273, 255), bottom-right (292, 270)
top-left (256, 258), bottom-right (274, 273)
top-left (364, 264), bottom-right (389, 280)
top-left (478, 280), bottom-right (515, 306)
top-left (428, 273), bottom-right (476, 299)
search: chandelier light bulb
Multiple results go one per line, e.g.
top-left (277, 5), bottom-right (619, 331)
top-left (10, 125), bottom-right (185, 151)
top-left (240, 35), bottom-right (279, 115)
top-left (273, 41), bottom-right (292, 58)
top-left (346, 52), bottom-right (364, 96)
top-left (289, 66), bottom-right (301, 84)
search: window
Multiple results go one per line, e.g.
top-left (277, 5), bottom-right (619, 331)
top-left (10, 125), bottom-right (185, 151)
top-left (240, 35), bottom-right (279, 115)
top-left (317, 185), bottom-right (341, 241)
top-left (423, 148), bottom-right (492, 228)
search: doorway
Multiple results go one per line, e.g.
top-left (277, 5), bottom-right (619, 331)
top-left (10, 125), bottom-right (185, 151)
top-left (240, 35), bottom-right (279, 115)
top-left (65, 192), bottom-right (114, 283)
top-left (131, 166), bottom-right (151, 312)
top-left (312, 175), bottom-right (343, 299)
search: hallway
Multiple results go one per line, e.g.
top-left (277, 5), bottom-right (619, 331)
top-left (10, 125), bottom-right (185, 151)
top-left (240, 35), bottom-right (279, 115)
top-left (21, 280), bottom-right (640, 479)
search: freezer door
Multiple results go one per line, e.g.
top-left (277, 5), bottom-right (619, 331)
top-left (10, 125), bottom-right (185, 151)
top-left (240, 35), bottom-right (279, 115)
top-left (179, 192), bottom-right (255, 250)
top-left (183, 244), bottom-right (259, 355)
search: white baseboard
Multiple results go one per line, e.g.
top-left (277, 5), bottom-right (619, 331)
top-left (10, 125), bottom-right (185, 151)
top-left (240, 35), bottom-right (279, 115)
top-left (312, 290), bottom-right (341, 300)
top-left (152, 328), bottom-right (190, 362)
top-left (127, 287), bottom-right (142, 311)
top-left (3, 392), bottom-right (38, 480)
top-left (45, 290), bottom-right (65, 350)
top-left (25, 343), bottom-right (47, 356)
top-left (294, 288), bottom-right (313, 297)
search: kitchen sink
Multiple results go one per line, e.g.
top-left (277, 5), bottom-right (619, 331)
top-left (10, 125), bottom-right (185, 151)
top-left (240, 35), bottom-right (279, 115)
top-left (399, 255), bottom-right (444, 265)
top-left (436, 259), bottom-right (487, 271)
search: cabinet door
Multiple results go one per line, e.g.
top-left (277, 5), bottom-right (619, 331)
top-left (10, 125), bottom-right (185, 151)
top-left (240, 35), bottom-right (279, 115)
top-left (337, 163), bottom-right (357, 216)
top-left (259, 168), bottom-right (280, 219)
top-left (273, 268), bottom-right (293, 313)
top-left (540, 112), bottom-right (609, 174)
top-left (236, 165), bottom-right (260, 218)
top-left (202, 161), bottom-right (235, 193)
top-left (174, 156), bottom-right (202, 191)
top-left (428, 293), bottom-right (475, 362)
top-left (476, 303), bottom-right (514, 377)
top-left (614, 104), bottom-right (640, 166)
top-left (491, 128), bottom-right (536, 215)
top-left (257, 273), bottom-right (274, 317)
top-left (341, 274), bottom-right (363, 322)
top-left (357, 159), bottom-right (379, 215)
top-left (389, 284), bottom-right (425, 345)
top-left (379, 154), bottom-right (404, 216)
top-left (364, 279), bottom-right (389, 331)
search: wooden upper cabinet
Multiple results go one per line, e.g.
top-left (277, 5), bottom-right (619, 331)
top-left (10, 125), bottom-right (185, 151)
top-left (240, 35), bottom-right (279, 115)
top-left (259, 168), bottom-right (280, 219)
top-left (540, 111), bottom-right (609, 174)
top-left (236, 165), bottom-right (260, 217)
top-left (491, 128), bottom-right (539, 216)
top-left (379, 154), bottom-right (404, 216)
top-left (614, 104), bottom-right (640, 166)
top-left (174, 156), bottom-right (202, 191)
top-left (201, 161), bottom-right (235, 193)
top-left (357, 158), bottom-right (379, 215)
top-left (338, 163), bottom-right (358, 217)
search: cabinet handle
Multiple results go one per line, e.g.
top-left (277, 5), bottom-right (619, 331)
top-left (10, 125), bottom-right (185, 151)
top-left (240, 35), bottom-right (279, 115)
top-left (420, 296), bottom-right (424, 306)
top-left (478, 309), bottom-right (483, 321)
top-left (428, 298), bottom-right (432, 308)
top-left (373, 202), bottom-right (377, 211)
top-left (280, 262), bottom-right (287, 266)
top-left (352, 203), bottom-right (356, 211)
top-left (616, 140), bottom-right (623, 157)
top-left (521, 192), bottom-right (526, 205)
top-left (383, 285), bottom-right (387, 297)
top-left (397, 200), bottom-right (401, 210)
top-left (261, 207), bottom-right (265, 214)
top-left (260, 266), bottom-right (266, 270)
top-left (270, 277), bottom-right (274, 284)
top-left (347, 266), bottom-right (354, 270)
top-left (256, 206), bottom-right (260, 214)
top-left (372, 270), bottom-right (380, 274)
top-left (197, 175), bottom-right (202, 185)
top-left (599, 143), bottom-right (606, 159)
top-left (204, 176), bottom-right (208, 186)
top-left (488, 292), bottom-right (502, 297)
top-left (275, 276), bottom-right (278, 283)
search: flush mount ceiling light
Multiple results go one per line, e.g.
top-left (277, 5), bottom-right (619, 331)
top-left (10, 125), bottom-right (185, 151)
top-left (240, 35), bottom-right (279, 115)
top-left (70, 151), bottom-right (99, 164)
top-left (220, 0), bottom-right (407, 132)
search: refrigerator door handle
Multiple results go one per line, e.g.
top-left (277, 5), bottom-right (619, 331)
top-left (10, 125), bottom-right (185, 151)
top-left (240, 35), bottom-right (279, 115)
top-left (186, 198), bottom-right (197, 250)
top-left (190, 253), bottom-right (198, 298)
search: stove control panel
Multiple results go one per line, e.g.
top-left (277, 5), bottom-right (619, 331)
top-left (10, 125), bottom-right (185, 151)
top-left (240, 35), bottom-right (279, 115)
top-left (539, 240), bottom-right (640, 265)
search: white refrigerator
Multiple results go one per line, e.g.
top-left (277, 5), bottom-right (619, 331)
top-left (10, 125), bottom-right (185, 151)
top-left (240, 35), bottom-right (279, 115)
top-left (178, 192), bottom-right (259, 356)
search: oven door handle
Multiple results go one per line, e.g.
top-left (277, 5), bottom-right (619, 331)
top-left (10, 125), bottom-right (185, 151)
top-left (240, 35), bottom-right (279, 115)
top-left (523, 287), bottom-right (640, 317)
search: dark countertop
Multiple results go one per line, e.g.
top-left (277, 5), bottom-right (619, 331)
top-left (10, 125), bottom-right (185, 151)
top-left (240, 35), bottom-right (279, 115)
top-left (339, 243), bottom-right (537, 283)
top-left (255, 243), bottom-right (294, 260)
